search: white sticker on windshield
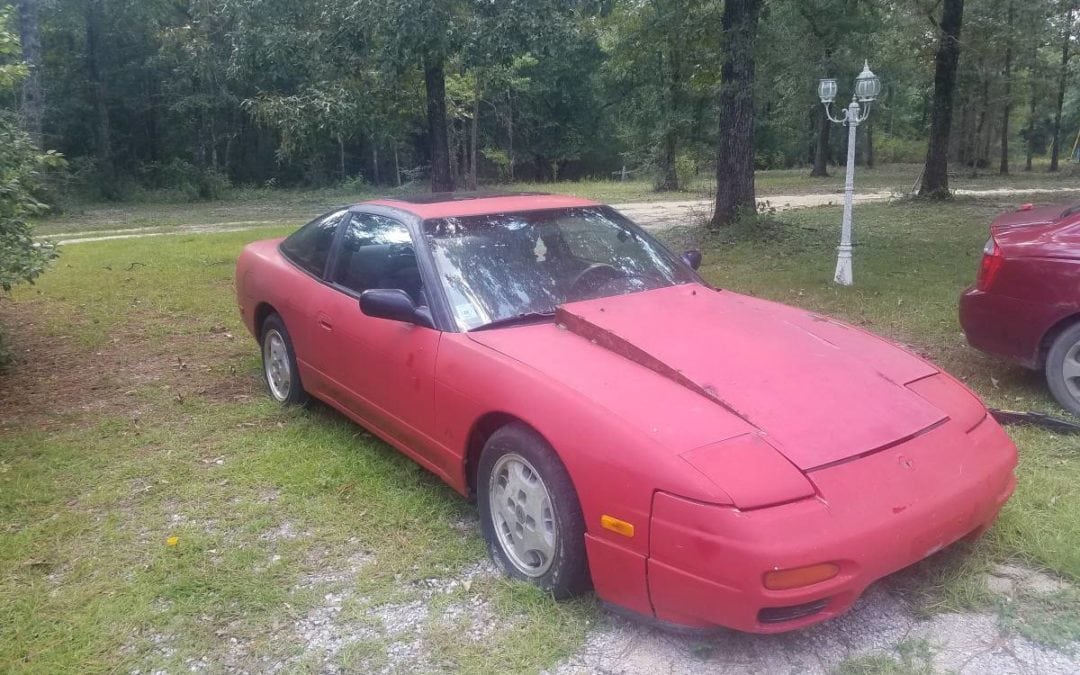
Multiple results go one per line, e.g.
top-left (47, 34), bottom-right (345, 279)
top-left (456, 303), bottom-right (481, 324)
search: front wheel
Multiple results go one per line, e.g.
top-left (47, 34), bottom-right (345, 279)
top-left (1046, 322), bottom-right (1080, 416)
top-left (260, 313), bottom-right (309, 406)
top-left (477, 423), bottom-right (590, 599)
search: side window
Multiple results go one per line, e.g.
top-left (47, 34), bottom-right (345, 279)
top-left (332, 214), bottom-right (426, 305)
top-left (280, 209), bottom-right (347, 277)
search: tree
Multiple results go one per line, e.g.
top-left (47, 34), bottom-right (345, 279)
top-left (919, 0), bottom-right (965, 198)
top-left (999, 0), bottom-right (1015, 174)
top-left (0, 6), bottom-right (59, 292)
top-left (1049, 0), bottom-right (1077, 171)
top-left (601, 0), bottom-right (717, 191)
top-left (16, 0), bottom-right (42, 147)
top-left (710, 0), bottom-right (762, 228)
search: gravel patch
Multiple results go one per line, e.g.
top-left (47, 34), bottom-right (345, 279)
top-left (281, 555), bottom-right (501, 673)
top-left (547, 576), bottom-right (1080, 675)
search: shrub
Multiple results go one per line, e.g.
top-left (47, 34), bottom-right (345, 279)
top-left (0, 111), bottom-right (61, 292)
top-left (875, 135), bottom-right (927, 164)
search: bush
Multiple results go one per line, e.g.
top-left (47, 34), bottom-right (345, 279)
top-left (0, 111), bottom-right (61, 292)
top-left (875, 135), bottom-right (926, 164)
top-left (0, 320), bottom-right (11, 371)
top-left (134, 159), bottom-right (232, 201)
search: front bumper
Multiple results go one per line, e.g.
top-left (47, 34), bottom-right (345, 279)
top-left (646, 415), bottom-right (1017, 633)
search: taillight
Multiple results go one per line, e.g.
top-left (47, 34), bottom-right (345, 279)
top-left (976, 238), bottom-right (1004, 291)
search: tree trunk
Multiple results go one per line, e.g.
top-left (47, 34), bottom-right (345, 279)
top-left (811, 109), bottom-right (831, 177)
top-left (338, 134), bottom-right (346, 180)
top-left (973, 77), bottom-right (990, 171)
top-left (919, 0), bottom-right (965, 198)
top-left (866, 120), bottom-right (875, 169)
top-left (85, 0), bottom-right (115, 192)
top-left (17, 0), bottom-right (43, 148)
top-left (372, 144), bottom-right (380, 185)
top-left (468, 78), bottom-right (479, 191)
top-left (1025, 75), bottom-right (1038, 171)
top-left (1000, 2), bottom-right (1014, 174)
top-left (656, 47), bottom-right (681, 191)
top-left (1049, 2), bottom-right (1075, 172)
top-left (448, 120), bottom-right (459, 182)
top-left (656, 126), bottom-right (679, 191)
top-left (506, 89), bottom-right (515, 180)
top-left (710, 0), bottom-right (762, 228)
top-left (424, 56), bottom-right (453, 192)
top-left (459, 119), bottom-right (468, 185)
top-left (394, 144), bottom-right (401, 187)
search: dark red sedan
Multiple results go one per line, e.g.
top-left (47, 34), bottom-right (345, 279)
top-left (960, 203), bottom-right (1080, 415)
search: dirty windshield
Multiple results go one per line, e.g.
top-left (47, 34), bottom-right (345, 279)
top-left (422, 207), bottom-right (694, 331)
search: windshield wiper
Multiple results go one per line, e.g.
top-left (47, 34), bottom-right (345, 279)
top-left (470, 310), bottom-right (557, 331)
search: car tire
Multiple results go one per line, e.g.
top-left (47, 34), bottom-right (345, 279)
top-left (477, 423), bottom-right (590, 599)
top-left (260, 313), bottom-right (309, 407)
top-left (1045, 321), bottom-right (1080, 417)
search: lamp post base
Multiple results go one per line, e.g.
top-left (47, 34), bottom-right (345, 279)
top-left (834, 245), bottom-right (853, 286)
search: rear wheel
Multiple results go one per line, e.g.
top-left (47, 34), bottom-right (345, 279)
top-left (261, 313), bottom-right (309, 406)
top-left (477, 423), bottom-right (590, 599)
top-left (1045, 322), bottom-right (1080, 416)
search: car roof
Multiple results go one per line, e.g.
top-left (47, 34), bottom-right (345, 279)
top-left (363, 192), bottom-right (601, 220)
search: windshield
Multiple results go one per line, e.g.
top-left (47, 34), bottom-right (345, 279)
top-left (423, 206), bottom-right (696, 330)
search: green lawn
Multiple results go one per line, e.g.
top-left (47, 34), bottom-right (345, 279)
top-left (3, 192), bottom-right (1080, 672)
top-left (32, 161), bottom-right (1080, 237)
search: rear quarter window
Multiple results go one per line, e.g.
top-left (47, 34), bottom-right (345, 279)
top-left (280, 209), bottom-right (348, 277)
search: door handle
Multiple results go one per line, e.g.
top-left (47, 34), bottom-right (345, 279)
top-left (317, 312), bottom-right (333, 331)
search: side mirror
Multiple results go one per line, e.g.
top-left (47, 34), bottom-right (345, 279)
top-left (359, 289), bottom-right (434, 328)
top-left (681, 249), bottom-right (702, 271)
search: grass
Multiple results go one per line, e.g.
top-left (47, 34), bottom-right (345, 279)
top-left (0, 228), bottom-right (596, 672)
top-left (834, 638), bottom-right (935, 674)
top-left (31, 161), bottom-right (1080, 237)
top-left (3, 188), bottom-right (1080, 671)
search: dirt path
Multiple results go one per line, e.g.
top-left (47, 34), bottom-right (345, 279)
top-left (47, 186), bottom-right (1080, 245)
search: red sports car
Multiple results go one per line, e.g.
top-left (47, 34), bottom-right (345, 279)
top-left (960, 203), bottom-right (1080, 416)
top-left (236, 193), bottom-right (1017, 633)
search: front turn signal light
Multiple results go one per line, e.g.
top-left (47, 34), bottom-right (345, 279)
top-left (600, 515), bottom-right (635, 538)
top-left (763, 563), bottom-right (840, 590)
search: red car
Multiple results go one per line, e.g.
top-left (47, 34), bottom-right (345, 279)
top-left (960, 203), bottom-right (1080, 416)
top-left (236, 193), bottom-right (1017, 633)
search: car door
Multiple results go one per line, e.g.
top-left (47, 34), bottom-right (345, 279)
top-left (312, 211), bottom-right (444, 470)
top-left (275, 208), bottom-right (350, 394)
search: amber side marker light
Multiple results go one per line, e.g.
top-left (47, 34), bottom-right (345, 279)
top-left (600, 515), bottom-right (635, 538)
top-left (764, 563), bottom-right (840, 590)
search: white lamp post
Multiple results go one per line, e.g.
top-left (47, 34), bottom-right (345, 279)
top-left (818, 61), bottom-right (881, 286)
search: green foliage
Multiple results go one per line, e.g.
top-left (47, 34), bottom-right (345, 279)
top-left (875, 135), bottom-right (928, 164)
top-left (0, 8), bottom-right (59, 292)
top-left (0, 114), bottom-right (61, 291)
top-left (9, 0), bottom-right (1079, 195)
top-left (0, 321), bottom-right (11, 370)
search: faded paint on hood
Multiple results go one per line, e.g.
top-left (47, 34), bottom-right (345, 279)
top-left (471, 284), bottom-right (944, 471)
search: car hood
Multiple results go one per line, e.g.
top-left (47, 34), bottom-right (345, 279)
top-left (469, 284), bottom-right (945, 471)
